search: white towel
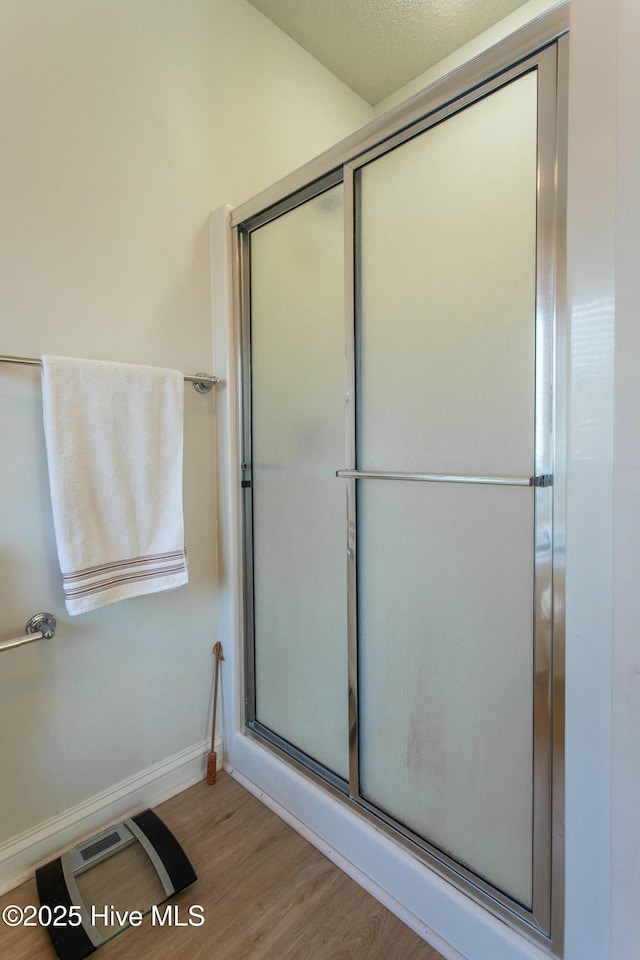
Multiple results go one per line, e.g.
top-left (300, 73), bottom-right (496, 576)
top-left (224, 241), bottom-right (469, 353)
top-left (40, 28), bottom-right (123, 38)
top-left (41, 355), bottom-right (188, 615)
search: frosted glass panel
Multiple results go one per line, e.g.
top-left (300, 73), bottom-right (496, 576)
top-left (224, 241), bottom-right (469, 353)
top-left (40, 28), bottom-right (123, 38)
top-left (358, 481), bottom-right (534, 906)
top-left (357, 73), bottom-right (537, 477)
top-left (250, 186), bottom-right (348, 780)
top-left (355, 74), bottom-right (539, 908)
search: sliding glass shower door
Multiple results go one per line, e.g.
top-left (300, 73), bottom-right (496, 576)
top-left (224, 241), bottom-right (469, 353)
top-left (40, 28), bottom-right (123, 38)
top-left (247, 183), bottom-right (349, 783)
top-left (352, 71), bottom-right (541, 910)
top-left (239, 41), bottom-right (560, 940)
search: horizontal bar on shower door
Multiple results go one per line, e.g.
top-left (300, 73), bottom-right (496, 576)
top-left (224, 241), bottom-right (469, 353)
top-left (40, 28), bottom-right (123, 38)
top-left (336, 469), bottom-right (553, 487)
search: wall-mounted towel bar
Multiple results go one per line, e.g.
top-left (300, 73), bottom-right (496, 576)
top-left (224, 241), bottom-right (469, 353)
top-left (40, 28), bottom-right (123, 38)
top-left (0, 354), bottom-right (220, 394)
top-left (0, 613), bottom-right (57, 653)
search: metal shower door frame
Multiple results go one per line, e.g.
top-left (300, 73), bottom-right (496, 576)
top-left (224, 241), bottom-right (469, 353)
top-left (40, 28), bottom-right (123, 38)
top-left (340, 45), bottom-right (559, 938)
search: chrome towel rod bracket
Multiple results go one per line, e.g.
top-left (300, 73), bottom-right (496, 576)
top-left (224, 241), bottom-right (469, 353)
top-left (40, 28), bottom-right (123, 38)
top-left (189, 372), bottom-right (218, 394)
top-left (0, 355), bottom-right (220, 394)
top-left (26, 612), bottom-right (57, 638)
top-left (1, 612), bottom-right (57, 653)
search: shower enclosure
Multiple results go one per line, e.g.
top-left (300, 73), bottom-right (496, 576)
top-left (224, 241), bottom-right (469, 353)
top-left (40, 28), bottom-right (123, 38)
top-left (232, 19), bottom-right (565, 949)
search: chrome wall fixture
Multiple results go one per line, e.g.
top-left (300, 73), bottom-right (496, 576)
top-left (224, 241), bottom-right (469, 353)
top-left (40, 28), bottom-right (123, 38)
top-left (0, 613), bottom-right (57, 653)
top-left (0, 354), bottom-right (220, 394)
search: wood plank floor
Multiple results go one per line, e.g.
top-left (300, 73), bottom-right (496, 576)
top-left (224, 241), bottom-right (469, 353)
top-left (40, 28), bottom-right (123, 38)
top-left (0, 772), bottom-right (446, 959)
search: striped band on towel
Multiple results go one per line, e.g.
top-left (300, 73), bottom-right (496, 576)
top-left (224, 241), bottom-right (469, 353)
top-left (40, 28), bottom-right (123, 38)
top-left (62, 551), bottom-right (188, 602)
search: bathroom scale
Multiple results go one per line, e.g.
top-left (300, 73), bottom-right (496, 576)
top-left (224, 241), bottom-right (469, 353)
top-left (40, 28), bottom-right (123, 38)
top-left (36, 809), bottom-right (197, 960)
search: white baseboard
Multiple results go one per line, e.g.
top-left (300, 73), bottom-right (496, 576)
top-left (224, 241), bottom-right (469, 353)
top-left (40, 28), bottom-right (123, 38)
top-left (0, 735), bottom-right (222, 896)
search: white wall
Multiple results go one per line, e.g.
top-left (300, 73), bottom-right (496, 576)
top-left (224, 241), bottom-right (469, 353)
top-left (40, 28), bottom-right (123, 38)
top-left (610, 2), bottom-right (640, 954)
top-left (0, 0), bottom-right (371, 875)
top-left (565, 0), bottom-right (640, 958)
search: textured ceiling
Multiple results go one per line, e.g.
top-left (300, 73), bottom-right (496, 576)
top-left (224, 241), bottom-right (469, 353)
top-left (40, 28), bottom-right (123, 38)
top-left (246, 0), bottom-right (531, 105)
